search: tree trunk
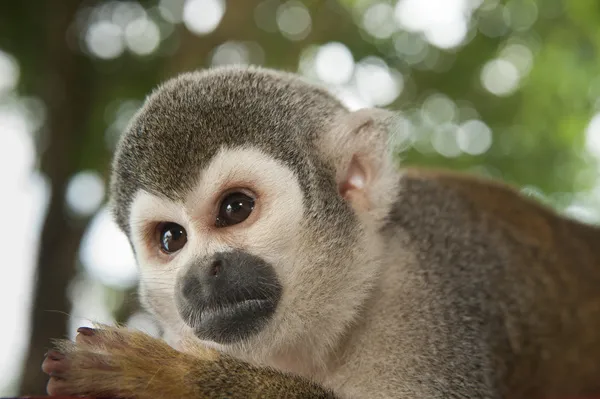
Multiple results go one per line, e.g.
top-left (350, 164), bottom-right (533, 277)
top-left (18, 1), bottom-right (96, 395)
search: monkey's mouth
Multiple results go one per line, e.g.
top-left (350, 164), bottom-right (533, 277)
top-left (186, 297), bottom-right (278, 344)
top-left (174, 250), bottom-right (283, 344)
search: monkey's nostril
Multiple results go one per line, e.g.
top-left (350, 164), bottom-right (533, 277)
top-left (211, 259), bottom-right (222, 277)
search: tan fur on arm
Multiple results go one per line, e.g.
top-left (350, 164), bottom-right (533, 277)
top-left (48, 325), bottom-right (337, 399)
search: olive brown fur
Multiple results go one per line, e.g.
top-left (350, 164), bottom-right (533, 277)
top-left (42, 65), bottom-right (600, 399)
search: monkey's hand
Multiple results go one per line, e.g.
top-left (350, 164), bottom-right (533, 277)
top-left (42, 325), bottom-right (337, 399)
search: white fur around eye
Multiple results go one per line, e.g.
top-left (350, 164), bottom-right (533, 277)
top-left (127, 147), bottom-right (305, 268)
top-left (128, 191), bottom-right (189, 260)
top-left (184, 147), bottom-right (305, 266)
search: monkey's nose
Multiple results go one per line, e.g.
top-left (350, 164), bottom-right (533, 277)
top-left (210, 258), bottom-right (223, 277)
top-left (178, 255), bottom-right (229, 306)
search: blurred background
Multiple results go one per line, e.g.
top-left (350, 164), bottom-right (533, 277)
top-left (1, 0), bottom-right (600, 395)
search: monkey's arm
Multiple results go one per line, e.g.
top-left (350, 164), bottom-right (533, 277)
top-left (42, 325), bottom-right (337, 399)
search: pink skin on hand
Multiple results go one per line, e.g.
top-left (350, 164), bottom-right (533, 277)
top-left (41, 327), bottom-right (112, 398)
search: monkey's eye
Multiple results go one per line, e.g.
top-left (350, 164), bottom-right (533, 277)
top-left (216, 192), bottom-right (255, 228)
top-left (159, 223), bottom-right (187, 254)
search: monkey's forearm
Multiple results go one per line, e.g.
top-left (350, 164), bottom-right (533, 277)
top-left (190, 355), bottom-right (338, 399)
top-left (43, 326), bottom-right (338, 399)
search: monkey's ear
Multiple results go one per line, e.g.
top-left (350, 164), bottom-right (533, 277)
top-left (323, 108), bottom-right (400, 218)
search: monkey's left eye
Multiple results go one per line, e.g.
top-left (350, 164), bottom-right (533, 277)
top-left (216, 192), bottom-right (255, 228)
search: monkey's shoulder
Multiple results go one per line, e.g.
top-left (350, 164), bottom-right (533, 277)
top-left (389, 167), bottom-right (599, 249)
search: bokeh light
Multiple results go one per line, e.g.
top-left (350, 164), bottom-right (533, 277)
top-left (421, 93), bottom-right (457, 125)
top-left (329, 86), bottom-right (371, 111)
top-left (0, 50), bottom-right (19, 95)
top-left (126, 312), bottom-right (162, 337)
top-left (393, 32), bottom-right (429, 65)
top-left (276, 1), bottom-right (311, 41)
top-left (499, 42), bottom-right (534, 76)
top-left (0, 63), bottom-right (51, 393)
top-left (79, 207), bottom-right (138, 290)
top-left (158, 0), bottom-right (186, 23)
top-left (85, 20), bottom-right (125, 59)
top-left (124, 17), bottom-right (161, 56)
top-left (503, 0), bottom-right (538, 32)
top-left (315, 42), bottom-right (355, 85)
top-left (431, 123), bottom-right (462, 158)
top-left (478, 3), bottom-right (509, 38)
top-left (183, 0), bottom-right (226, 35)
top-left (585, 113), bottom-right (600, 158)
top-left (564, 203), bottom-right (600, 224)
top-left (355, 57), bottom-right (403, 107)
top-left (481, 58), bottom-right (520, 96)
top-left (65, 171), bottom-right (106, 218)
top-left (0, 103), bottom-right (35, 185)
top-left (394, 0), bottom-right (477, 49)
top-left (457, 120), bottom-right (493, 155)
top-left (362, 2), bottom-right (397, 39)
top-left (0, 172), bottom-right (48, 394)
top-left (68, 276), bottom-right (119, 339)
top-left (112, 1), bottom-right (146, 28)
top-left (212, 42), bottom-right (249, 66)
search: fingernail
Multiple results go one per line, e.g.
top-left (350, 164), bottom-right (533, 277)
top-left (77, 326), bottom-right (95, 336)
top-left (47, 350), bottom-right (64, 361)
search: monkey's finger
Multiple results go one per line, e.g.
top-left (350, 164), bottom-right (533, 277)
top-left (41, 350), bottom-right (70, 377)
top-left (76, 326), bottom-right (129, 350)
top-left (45, 374), bottom-right (84, 397)
top-left (75, 326), bottom-right (100, 346)
top-left (76, 326), bottom-right (122, 349)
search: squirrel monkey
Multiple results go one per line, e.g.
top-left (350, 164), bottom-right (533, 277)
top-left (41, 66), bottom-right (600, 399)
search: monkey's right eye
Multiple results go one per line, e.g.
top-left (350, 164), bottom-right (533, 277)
top-left (158, 222), bottom-right (187, 254)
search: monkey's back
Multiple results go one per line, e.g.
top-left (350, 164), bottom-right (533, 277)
top-left (384, 168), bottom-right (600, 398)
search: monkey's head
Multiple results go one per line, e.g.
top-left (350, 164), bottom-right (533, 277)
top-left (109, 66), bottom-right (400, 368)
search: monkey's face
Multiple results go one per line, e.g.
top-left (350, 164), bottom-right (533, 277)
top-left (125, 146), bottom-right (372, 356)
top-left (127, 147), bottom-right (311, 346)
top-left (111, 67), bottom-right (395, 364)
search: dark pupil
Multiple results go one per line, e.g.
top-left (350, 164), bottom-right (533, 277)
top-left (161, 223), bottom-right (186, 253)
top-left (218, 193), bottom-right (254, 226)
